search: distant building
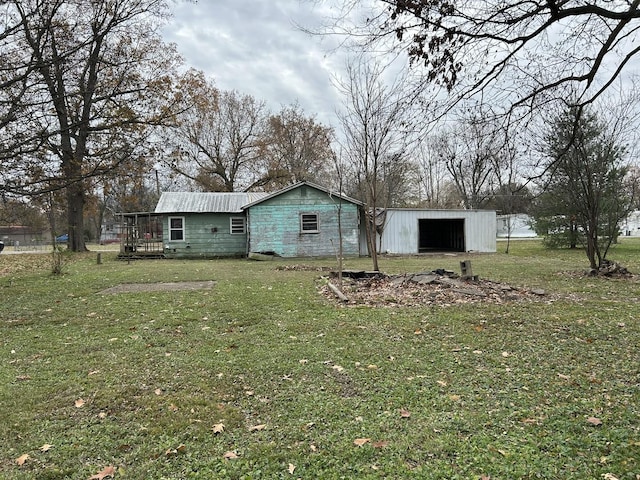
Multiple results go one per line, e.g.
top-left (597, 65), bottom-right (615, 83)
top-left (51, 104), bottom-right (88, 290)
top-left (496, 214), bottom-right (537, 238)
top-left (0, 225), bottom-right (51, 246)
top-left (621, 211), bottom-right (640, 237)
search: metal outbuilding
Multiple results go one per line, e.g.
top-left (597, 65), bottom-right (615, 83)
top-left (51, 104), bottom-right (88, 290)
top-left (365, 208), bottom-right (497, 254)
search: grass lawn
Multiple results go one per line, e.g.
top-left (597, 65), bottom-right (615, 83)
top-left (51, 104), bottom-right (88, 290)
top-left (1, 240), bottom-right (639, 479)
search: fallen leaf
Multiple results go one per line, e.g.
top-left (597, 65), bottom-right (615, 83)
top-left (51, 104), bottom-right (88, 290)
top-left (88, 465), bottom-right (115, 479)
top-left (249, 424), bottom-right (266, 432)
top-left (168, 403), bottom-right (178, 412)
top-left (449, 394), bottom-right (461, 402)
top-left (16, 454), bottom-right (29, 466)
top-left (40, 444), bottom-right (53, 452)
top-left (373, 440), bottom-right (390, 448)
top-left (16, 375), bottom-right (31, 381)
top-left (587, 417), bottom-right (603, 426)
top-left (154, 388), bottom-right (162, 396)
top-left (400, 408), bottom-right (411, 418)
top-left (501, 351), bottom-right (510, 357)
top-left (354, 438), bottom-right (370, 447)
top-left (212, 423), bottom-right (225, 434)
top-left (436, 380), bottom-right (448, 387)
top-left (414, 329), bottom-right (422, 335)
top-left (88, 370), bottom-right (100, 376)
top-left (98, 412), bottom-right (107, 419)
top-left (176, 444), bottom-right (187, 454)
top-left (332, 365), bottom-right (344, 372)
top-left (223, 451), bottom-right (239, 460)
top-left (288, 463), bottom-right (296, 474)
top-left (558, 373), bottom-right (570, 380)
top-left (75, 398), bottom-right (85, 408)
top-left (602, 474), bottom-right (619, 480)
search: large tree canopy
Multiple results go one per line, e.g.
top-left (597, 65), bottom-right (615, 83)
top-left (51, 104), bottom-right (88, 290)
top-left (334, 1), bottom-right (640, 114)
top-left (0, 0), bottom-right (180, 251)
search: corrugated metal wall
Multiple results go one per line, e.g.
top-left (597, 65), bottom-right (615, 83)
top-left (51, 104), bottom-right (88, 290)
top-left (360, 209), bottom-right (496, 254)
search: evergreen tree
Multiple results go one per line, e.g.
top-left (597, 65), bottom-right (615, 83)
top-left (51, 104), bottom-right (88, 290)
top-left (531, 105), bottom-right (633, 270)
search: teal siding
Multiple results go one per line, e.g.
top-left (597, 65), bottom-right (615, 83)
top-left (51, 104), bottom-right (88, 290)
top-left (162, 213), bottom-right (247, 258)
top-left (247, 186), bottom-right (360, 257)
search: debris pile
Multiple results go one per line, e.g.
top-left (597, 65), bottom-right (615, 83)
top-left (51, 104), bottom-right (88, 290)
top-left (321, 268), bottom-right (550, 307)
top-left (590, 260), bottom-right (633, 277)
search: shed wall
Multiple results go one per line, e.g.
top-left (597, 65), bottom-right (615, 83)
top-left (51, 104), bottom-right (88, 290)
top-left (363, 209), bottom-right (496, 254)
top-left (247, 187), bottom-right (360, 257)
top-left (162, 213), bottom-right (247, 258)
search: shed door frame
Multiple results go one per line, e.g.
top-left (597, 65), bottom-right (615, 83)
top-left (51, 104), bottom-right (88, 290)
top-left (418, 218), bottom-right (465, 252)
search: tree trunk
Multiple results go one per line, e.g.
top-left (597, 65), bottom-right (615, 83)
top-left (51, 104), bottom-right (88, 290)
top-left (365, 212), bottom-right (379, 271)
top-left (67, 182), bottom-right (86, 252)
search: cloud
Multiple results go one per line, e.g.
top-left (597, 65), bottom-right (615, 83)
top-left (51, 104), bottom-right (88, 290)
top-left (162, 0), bottom-right (345, 126)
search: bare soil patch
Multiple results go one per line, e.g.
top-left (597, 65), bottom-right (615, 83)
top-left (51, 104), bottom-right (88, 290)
top-left (99, 280), bottom-right (216, 294)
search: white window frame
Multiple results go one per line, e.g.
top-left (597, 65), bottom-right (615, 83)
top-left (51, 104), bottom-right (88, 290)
top-left (168, 216), bottom-right (185, 241)
top-left (230, 217), bottom-right (246, 234)
top-left (300, 213), bottom-right (319, 233)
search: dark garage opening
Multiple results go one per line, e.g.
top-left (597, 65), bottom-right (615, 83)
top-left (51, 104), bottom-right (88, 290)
top-left (418, 219), bottom-right (465, 252)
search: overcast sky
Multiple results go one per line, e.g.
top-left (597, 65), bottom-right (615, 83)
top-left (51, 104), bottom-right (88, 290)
top-left (162, 1), bottom-right (348, 128)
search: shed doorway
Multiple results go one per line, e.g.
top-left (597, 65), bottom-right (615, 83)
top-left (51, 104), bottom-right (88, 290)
top-left (418, 219), bottom-right (465, 252)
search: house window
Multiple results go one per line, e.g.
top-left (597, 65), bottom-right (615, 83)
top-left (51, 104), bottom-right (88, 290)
top-left (169, 217), bottom-right (185, 241)
top-left (300, 213), bottom-right (319, 233)
top-left (230, 217), bottom-right (245, 234)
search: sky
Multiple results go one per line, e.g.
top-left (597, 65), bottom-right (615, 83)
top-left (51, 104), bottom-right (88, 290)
top-left (161, 1), bottom-right (349, 128)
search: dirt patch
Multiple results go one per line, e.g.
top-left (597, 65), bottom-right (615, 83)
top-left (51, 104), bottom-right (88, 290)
top-left (320, 270), bottom-right (554, 307)
top-left (99, 281), bottom-right (216, 294)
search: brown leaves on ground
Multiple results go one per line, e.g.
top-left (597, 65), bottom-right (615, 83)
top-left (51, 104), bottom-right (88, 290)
top-left (587, 416), bottom-right (603, 426)
top-left (212, 423), bottom-right (225, 434)
top-left (320, 270), bottom-right (555, 307)
top-left (353, 438), bottom-right (370, 447)
top-left (88, 465), bottom-right (115, 480)
top-left (15, 454), bottom-right (29, 466)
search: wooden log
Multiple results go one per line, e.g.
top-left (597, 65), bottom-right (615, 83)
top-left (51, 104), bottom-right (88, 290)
top-left (327, 281), bottom-right (348, 302)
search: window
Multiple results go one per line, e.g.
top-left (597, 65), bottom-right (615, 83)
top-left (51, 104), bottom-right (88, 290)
top-left (169, 217), bottom-right (185, 241)
top-left (300, 213), bottom-right (319, 233)
top-left (230, 217), bottom-right (245, 234)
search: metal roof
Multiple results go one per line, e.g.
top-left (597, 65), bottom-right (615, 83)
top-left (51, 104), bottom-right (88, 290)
top-left (154, 192), bottom-right (269, 214)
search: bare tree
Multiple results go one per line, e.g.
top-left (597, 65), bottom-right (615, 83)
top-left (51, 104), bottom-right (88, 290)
top-left (430, 111), bottom-right (501, 210)
top-left (324, 1), bottom-right (640, 119)
top-left (335, 55), bottom-right (417, 271)
top-left (0, 0), bottom-right (181, 251)
top-left (414, 135), bottom-right (451, 207)
top-left (167, 70), bottom-right (270, 192)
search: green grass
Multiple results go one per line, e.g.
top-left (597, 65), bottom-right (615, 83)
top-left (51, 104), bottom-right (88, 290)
top-left (1, 240), bottom-right (639, 479)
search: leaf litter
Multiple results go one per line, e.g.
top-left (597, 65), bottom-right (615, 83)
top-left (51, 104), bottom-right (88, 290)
top-left (320, 269), bottom-right (559, 307)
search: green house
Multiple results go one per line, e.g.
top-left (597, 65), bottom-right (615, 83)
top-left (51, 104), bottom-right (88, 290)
top-left (154, 182), bottom-right (362, 259)
top-left (243, 182), bottom-right (362, 258)
top-left (155, 191), bottom-right (268, 258)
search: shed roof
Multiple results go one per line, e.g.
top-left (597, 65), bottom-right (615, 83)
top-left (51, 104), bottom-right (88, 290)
top-left (154, 192), bottom-right (269, 214)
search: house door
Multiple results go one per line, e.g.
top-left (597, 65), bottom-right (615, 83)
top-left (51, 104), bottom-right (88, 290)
top-left (418, 219), bottom-right (465, 252)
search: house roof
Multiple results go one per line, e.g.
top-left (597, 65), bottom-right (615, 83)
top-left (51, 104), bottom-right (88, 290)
top-left (241, 181), bottom-right (363, 209)
top-left (155, 192), bottom-right (269, 214)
